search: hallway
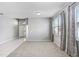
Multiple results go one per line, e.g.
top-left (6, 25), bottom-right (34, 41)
top-left (8, 41), bottom-right (68, 57)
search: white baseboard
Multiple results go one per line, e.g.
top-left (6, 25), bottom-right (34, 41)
top-left (0, 38), bottom-right (13, 45)
top-left (26, 40), bottom-right (51, 42)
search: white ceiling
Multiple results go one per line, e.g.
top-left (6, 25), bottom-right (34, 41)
top-left (0, 2), bottom-right (69, 18)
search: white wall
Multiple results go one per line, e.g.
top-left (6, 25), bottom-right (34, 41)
top-left (0, 16), bottom-right (18, 44)
top-left (27, 18), bottom-right (50, 41)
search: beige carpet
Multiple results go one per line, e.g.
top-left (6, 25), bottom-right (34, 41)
top-left (8, 41), bottom-right (69, 57)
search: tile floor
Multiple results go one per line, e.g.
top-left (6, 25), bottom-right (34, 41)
top-left (0, 39), bottom-right (24, 57)
top-left (8, 41), bottom-right (69, 57)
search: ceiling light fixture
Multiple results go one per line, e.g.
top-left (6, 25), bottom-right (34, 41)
top-left (33, 11), bottom-right (40, 15)
top-left (37, 12), bottom-right (40, 15)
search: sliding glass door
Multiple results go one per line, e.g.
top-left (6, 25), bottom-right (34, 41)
top-left (52, 12), bottom-right (66, 49)
top-left (53, 15), bottom-right (60, 47)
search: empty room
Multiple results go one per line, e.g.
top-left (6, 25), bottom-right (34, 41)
top-left (0, 1), bottom-right (79, 57)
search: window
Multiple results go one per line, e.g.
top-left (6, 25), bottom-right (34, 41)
top-left (54, 16), bottom-right (59, 35)
top-left (58, 15), bottom-right (62, 36)
top-left (53, 15), bottom-right (62, 35)
top-left (75, 5), bottom-right (79, 41)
